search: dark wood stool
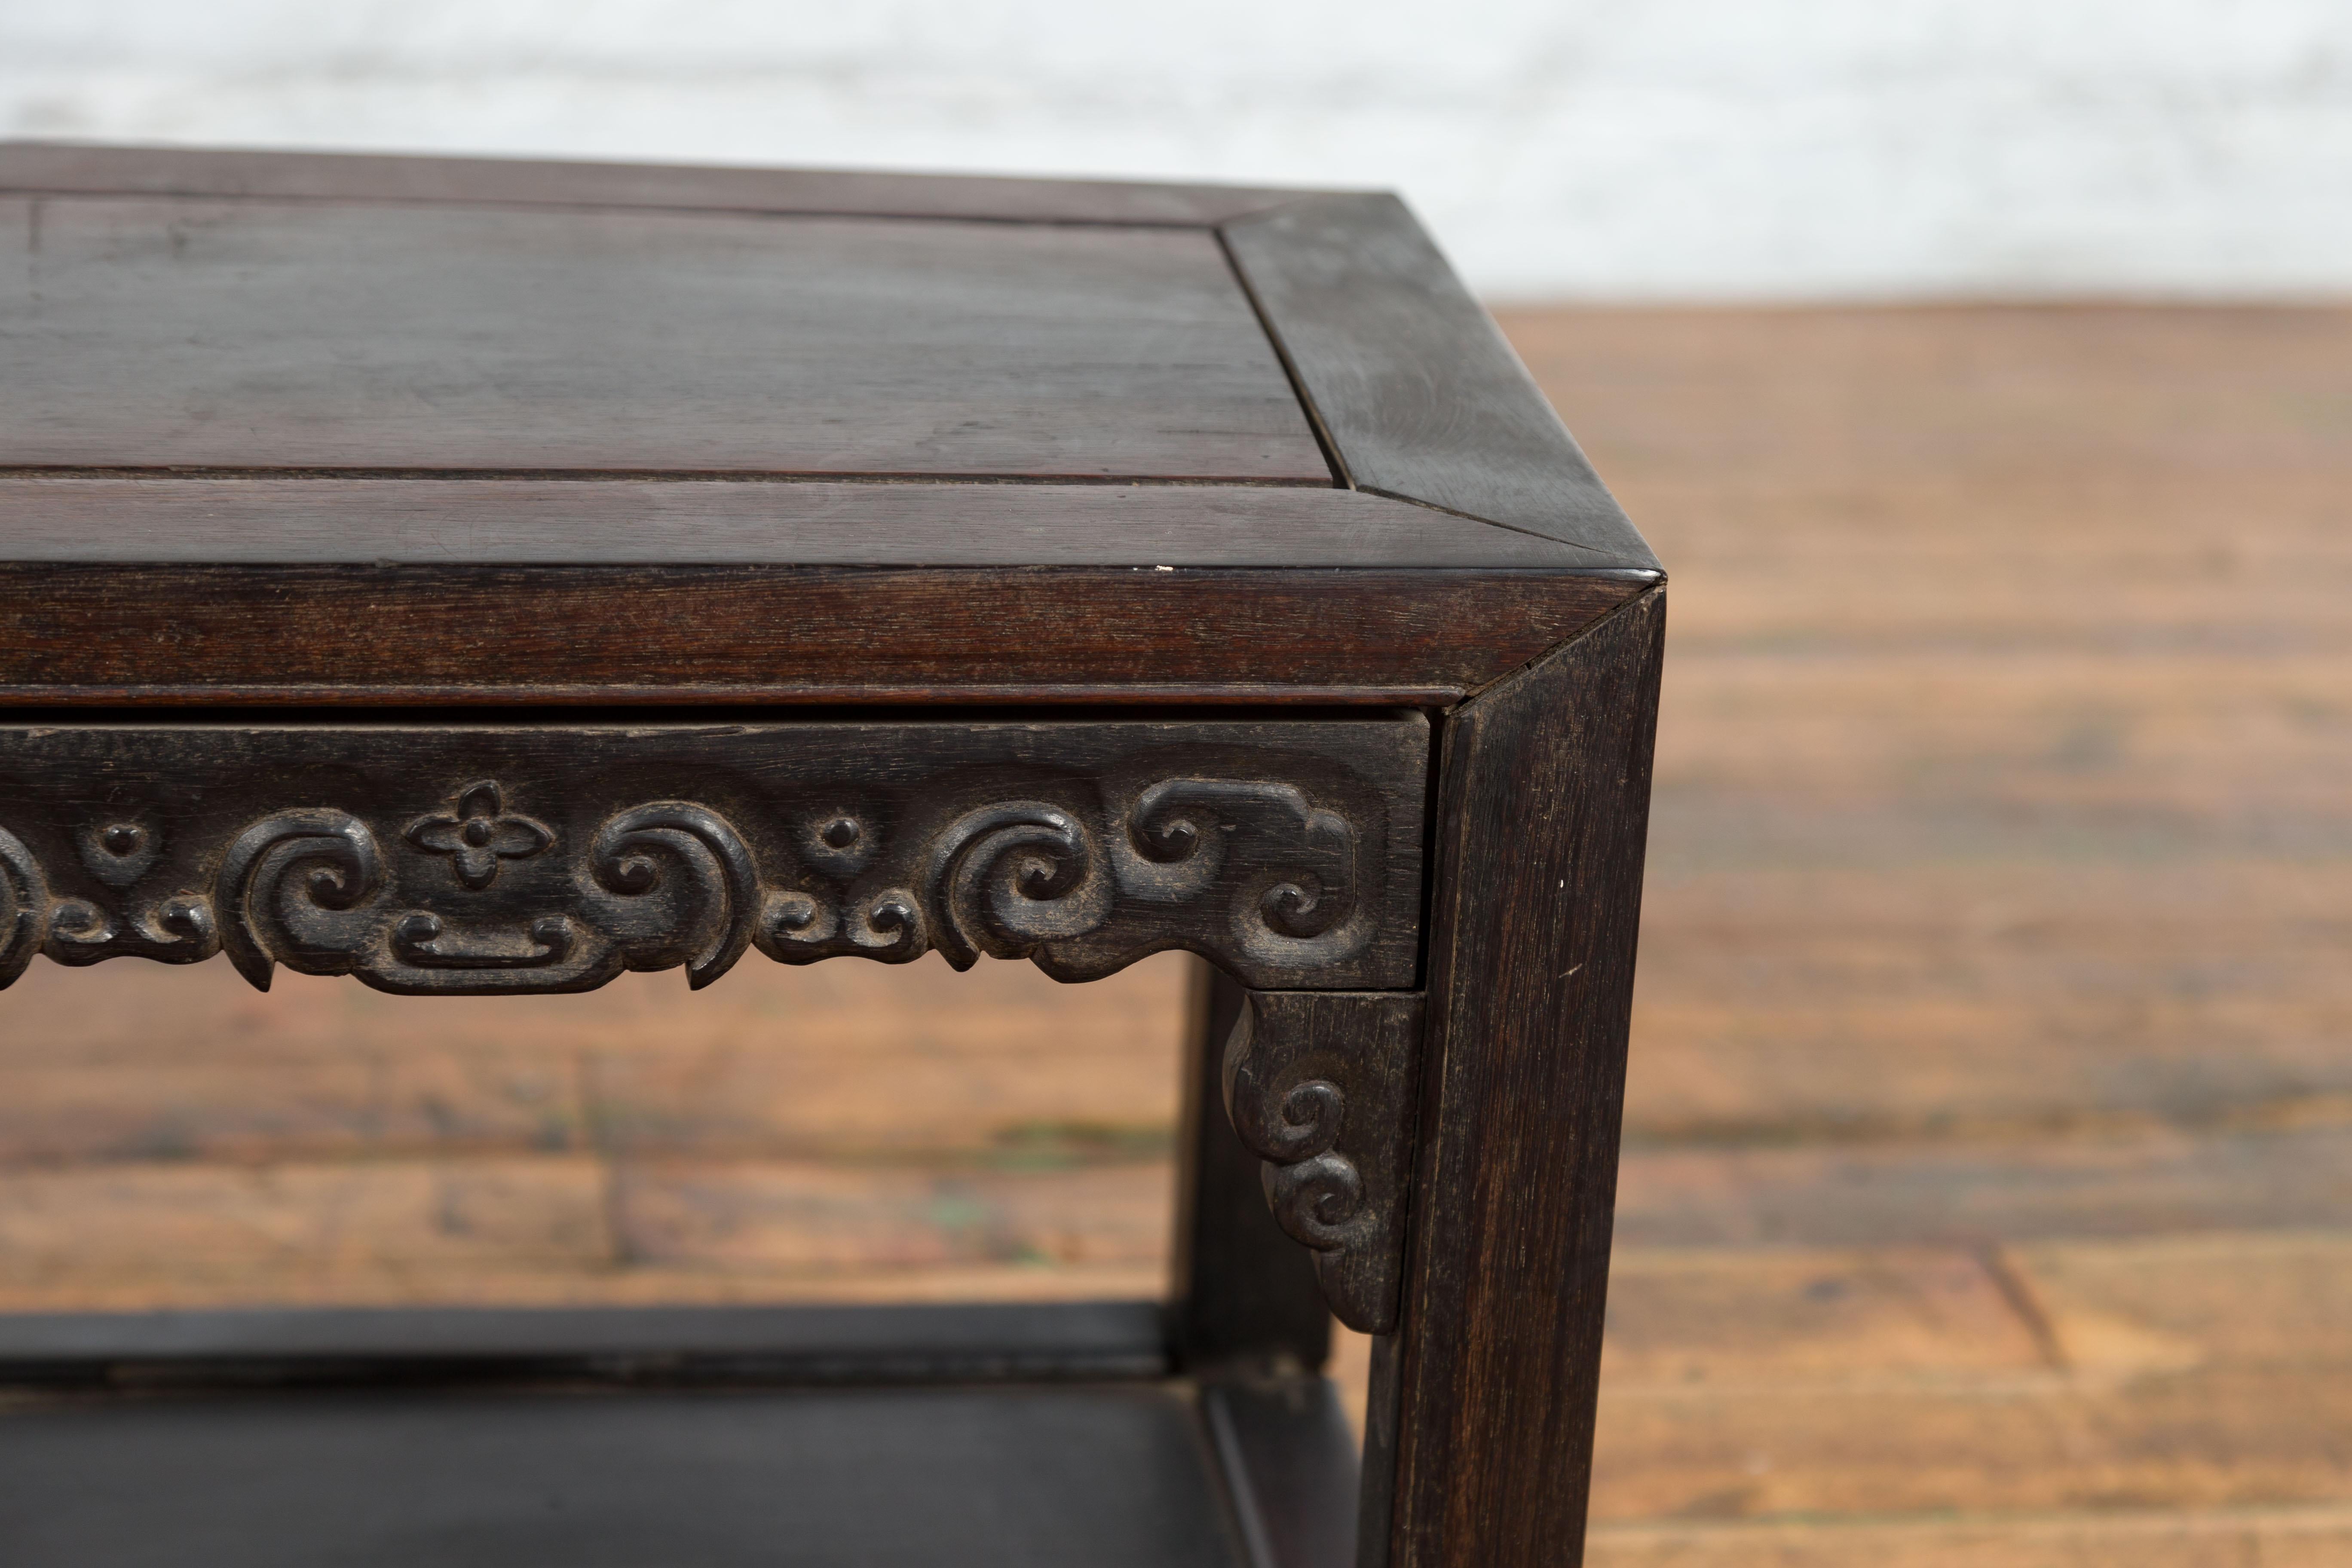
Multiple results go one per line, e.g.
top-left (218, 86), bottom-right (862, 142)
top-left (0, 143), bottom-right (1663, 1568)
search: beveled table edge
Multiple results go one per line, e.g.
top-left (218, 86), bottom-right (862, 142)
top-left (0, 138), bottom-right (1345, 227)
top-left (0, 562), bottom-right (1656, 708)
top-left (0, 478), bottom-right (1617, 570)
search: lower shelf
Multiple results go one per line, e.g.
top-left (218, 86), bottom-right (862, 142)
top-left (1, 1383), bottom-right (1251, 1567)
top-left (0, 1303), bottom-right (1361, 1568)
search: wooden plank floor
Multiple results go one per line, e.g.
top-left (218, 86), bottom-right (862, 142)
top-left (1509, 304), bottom-right (2352, 1566)
top-left (2, 305), bottom-right (2348, 1563)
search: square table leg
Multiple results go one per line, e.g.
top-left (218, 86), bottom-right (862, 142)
top-left (1369, 589), bottom-right (1666, 1568)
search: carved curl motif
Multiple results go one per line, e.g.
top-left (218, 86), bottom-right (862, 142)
top-left (213, 797), bottom-right (766, 995)
top-left (739, 778), bottom-right (1386, 985)
top-left (220, 808), bottom-right (385, 989)
top-left (0, 827), bottom-right (49, 989)
top-left (590, 802), bottom-right (763, 989)
top-left (932, 801), bottom-right (1115, 969)
top-left (1222, 989), bottom-right (1424, 1334)
top-left (0, 739), bottom-right (1412, 995)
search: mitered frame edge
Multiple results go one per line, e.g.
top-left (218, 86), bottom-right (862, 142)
top-left (1217, 196), bottom-right (1659, 573)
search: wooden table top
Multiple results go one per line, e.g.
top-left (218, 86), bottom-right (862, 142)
top-left (0, 143), bottom-right (1658, 709)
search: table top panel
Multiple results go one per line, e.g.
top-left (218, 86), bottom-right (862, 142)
top-left (1, 195), bottom-right (1329, 482)
top-left (0, 145), bottom-right (1661, 703)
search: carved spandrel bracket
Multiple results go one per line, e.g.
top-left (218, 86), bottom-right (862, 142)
top-left (1222, 989), bottom-right (1424, 1334)
top-left (0, 720), bottom-right (1425, 995)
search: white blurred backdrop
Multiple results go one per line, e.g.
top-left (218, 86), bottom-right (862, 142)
top-left (2, 0), bottom-right (2346, 298)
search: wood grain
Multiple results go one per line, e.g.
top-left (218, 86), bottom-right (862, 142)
top-left (0, 563), bottom-right (1648, 704)
top-left (0, 949), bottom-right (1194, 1312)
top-left (4, 301), bottom-right (2340, 1562)
top-left (0, 946), bottom-right (1191, 1175)
top-left (1589, 1365), bottom-right (2352, 1521)
top-left (2, 196), bottom-right (1326, 481)
top-left (0, 1145), bottom-right (1174, 1313)
top-left (1516, 303), bottom-right (2352, 1565)
top-left (1612, 1126), bottom-right (2352, 1250)
top-left (1170, 965), bottom-right (1332, 1372)
top-left (1222, 989), bottom-right (1424, 1334)
top-left (1586, 1505), bottom-right (2352, 1568)
top-left (1222, 196), bottom-right (1654, 568)
top-left (0, 478), bottom-right (1620, 568)
top-left (0, 139), bottom-right (1319, 227)
top-left (1582, 1234), bottom-right (2352, 1537)
top-left (1381, 588), bottom-right (1666, 1568)
top-left (0, 1384), bottom-right (1252, 1568)
top-left (0, 146), bottom-right (1659, 722)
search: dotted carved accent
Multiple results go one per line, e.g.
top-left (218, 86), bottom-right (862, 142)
top-left (0, 728), bottom-right (1419, 995)
top-left (0, 826), bottom-right (48, 989)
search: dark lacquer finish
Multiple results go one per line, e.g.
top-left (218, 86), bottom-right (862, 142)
top-left (1222, 195), bottom-right (1651, 563)
top-left (0, 1299), bottom-right (1170, 1389)
top-left (3, 197), bottom-right (1327, 480)
top-left (1223, 990), bottom-right (1424, 1335)
top-left (1203, 1372), bottom-right (1365, 1568)
top-left (0, 1384), bottom-right (1252, 1568)
top-left (0, 561), bottom-right (1645, 707)
top-left (0, 1299), bottom-right (1357, 1568)
top-left (0, 141), bottom-right (1653, 707)
top-left (0, 144), bottom-right (1663, 1568)
top-left (1374, 591), bottom-right (1665, 1568)
top-left (0, 719), bottom-right (1425, 994)
top-left (1171, 964), bottom-right (1336, 1374)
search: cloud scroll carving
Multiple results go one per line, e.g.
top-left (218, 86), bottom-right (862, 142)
top-left (0, 722), bottom-right (1425, 995)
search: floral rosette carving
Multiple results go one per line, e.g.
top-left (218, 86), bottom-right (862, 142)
top-left (0, 756), bottom-right (1399, 994)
